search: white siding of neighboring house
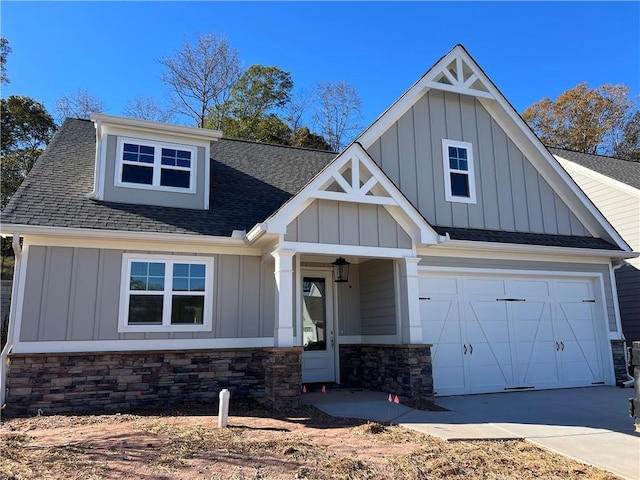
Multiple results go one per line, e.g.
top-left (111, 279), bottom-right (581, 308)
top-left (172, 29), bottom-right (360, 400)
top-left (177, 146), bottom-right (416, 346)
top-left (558, 159), bottom-right (640, 268)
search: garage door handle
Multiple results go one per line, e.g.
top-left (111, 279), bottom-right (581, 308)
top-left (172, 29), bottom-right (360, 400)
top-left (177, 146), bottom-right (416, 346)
top-left (496, 298), bottom-right (526, 302)
top-left (469, 344), bottom-right (473, 355)
top-left (560, 341), bottom-right (564, 351)
top-left (556, 341), bottom-right (559, 351)
top-left (463, 344), bottom-right (467, 355)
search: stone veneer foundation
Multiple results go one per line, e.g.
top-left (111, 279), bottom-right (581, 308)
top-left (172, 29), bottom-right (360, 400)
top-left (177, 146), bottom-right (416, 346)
top-left (339, 344), bottom-right (433, 401)
top-left (611, 339), bottom-right (630, 385)
top-left (4, 347), bottom-right (302, 416)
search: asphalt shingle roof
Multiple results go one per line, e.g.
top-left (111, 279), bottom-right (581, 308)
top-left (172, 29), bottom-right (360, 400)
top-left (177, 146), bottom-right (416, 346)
top-left (432, 226), bottom-right (619, 250)
top-left (549, 147), bottom-right (640, 190)
top-left (1, 118), bottom-right (336, 236)
top-left (0, 118), bottom-right (622, 252)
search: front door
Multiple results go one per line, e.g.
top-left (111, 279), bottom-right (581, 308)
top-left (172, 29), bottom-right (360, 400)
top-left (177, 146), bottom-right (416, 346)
top-left (301, 273), bottom-right (336, 383)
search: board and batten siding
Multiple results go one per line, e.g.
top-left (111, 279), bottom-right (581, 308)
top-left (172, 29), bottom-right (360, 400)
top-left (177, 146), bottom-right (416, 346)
top-left (19, 246), bottom-right (272, 343)
top-left (359, 259), bottom-right (397, 335)
top-left (285, 199), bottom-right (411, 248)
top-left (366, 90), bottom-right (591, 237)
top-left (102, 134), bottom-right (208, 210)
top-left (419, 256), bottom-right (619, 333)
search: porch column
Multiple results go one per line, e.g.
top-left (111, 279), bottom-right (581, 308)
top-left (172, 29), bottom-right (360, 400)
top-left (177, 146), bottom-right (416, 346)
top-left (272, 250), bottom-right (296, 347)
top-left (399, 256), bottom-right (423, 344)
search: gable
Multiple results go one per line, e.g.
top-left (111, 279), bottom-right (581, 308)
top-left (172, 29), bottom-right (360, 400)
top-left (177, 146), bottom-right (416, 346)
top-left (264, 143), bottom-right (440, 246)
top-left (366, 89), bottom-right (592, 237)
top-left (356, 45), bottom-right (629, 251)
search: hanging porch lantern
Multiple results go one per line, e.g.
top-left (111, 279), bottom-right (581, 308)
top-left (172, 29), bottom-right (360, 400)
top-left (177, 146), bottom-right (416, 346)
top-left (331, 257), bottom-right (351, 283)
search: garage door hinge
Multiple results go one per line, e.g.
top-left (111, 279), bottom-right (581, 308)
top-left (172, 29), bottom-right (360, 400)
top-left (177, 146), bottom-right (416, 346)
top-left (582, 299), bottom-right (596, 303)
top-left (496, 298), bottom-right (526, 302)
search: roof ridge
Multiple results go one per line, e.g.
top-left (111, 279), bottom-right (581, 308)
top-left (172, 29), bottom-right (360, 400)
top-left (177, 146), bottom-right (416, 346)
top-left (219, 136), bottom-right (337, 155)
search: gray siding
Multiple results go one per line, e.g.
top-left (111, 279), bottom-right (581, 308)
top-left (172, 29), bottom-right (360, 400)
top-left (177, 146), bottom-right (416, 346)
top-left (337, 264), bottom-right (362, 336)
top-left (20, 246), bottom-right (269, 342)
top-left (367, 91), bottom-right (591, 236)
top-left (616, 263), bottom-right (640, 344)
top-left (359, 260), bottom-right (397, 335)
top-left (285, 199), bottom-right (412, 248)
top-left (419, 256), bottom-right (618, 332)
top-left (102, 134), bottom-right (208, 210)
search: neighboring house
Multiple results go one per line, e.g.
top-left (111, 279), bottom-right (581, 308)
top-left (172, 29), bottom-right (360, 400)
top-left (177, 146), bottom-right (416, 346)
top-left (551, 148), bottom-right (640, 345)
top-left (1, 45), bottom-right (636, 415)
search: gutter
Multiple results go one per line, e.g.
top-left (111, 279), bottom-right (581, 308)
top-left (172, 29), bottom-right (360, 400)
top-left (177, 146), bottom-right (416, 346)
top-left (1, 233), bottom-right (22, 407)
top-left (87, 118), bottom-right (102, 199)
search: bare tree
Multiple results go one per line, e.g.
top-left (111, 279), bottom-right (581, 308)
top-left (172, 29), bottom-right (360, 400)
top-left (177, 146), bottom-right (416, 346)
top-left (160, 32), bottom-right (241, 128)
top-left (312, 81), bottom-right (363, 151)
top-left (284, 87), bottom-right (311, 134)
top-left (55, 89), bottom-right (105, 123)
top-left (124, 95), bottom-right (174, 123)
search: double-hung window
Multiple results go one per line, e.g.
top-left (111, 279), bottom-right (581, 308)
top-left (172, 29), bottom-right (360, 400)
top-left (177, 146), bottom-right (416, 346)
top-left (117, 137), bottom-right (197, 193)
top-left (119, 254), bottom-right (213, 332)
top-left (442, 139), bottom-right (477, 204)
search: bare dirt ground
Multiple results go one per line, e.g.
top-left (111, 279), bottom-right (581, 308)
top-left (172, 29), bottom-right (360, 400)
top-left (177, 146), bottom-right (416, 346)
top-left (0, 401), bottom-right (621, 480)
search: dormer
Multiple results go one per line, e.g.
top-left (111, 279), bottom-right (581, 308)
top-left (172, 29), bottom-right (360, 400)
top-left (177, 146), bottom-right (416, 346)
top-left (89, 113), bottom-right (222, 210)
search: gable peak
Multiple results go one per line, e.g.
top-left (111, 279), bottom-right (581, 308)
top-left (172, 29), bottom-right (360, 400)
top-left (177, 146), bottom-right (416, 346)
top-left (427, 46), bottom-right (493, 98)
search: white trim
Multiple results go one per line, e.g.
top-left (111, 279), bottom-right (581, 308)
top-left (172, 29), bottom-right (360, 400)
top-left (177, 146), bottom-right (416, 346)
top-left (608, 263), bottom-right (624, 336)
top-left (280, 240), bottom-right (415, 259)
top-left (442, 139), bottom-right (477, 204)
top-left (11, 337), bottom-right (274, 354)
top-left (0, 225), bottom-right (257, 253)
top-left (92, 113), bottom-right (223, 142)
top-left (265, 143), bottom-right (439, 245)
top-left (11, 241), bottom-right (30, 352)
top-left (419, 265), bottom-right (606, 279)
top-left (118, 253), bottom-right (214, 333)
top-left (420, 238), bottom-right (637, 260)
top-left (556, 156), bottom-right (640, 198)
top-left (115, 136), bottom-right (198, 194)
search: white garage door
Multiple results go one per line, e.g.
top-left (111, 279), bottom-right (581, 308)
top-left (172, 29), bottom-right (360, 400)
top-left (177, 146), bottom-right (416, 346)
top-left (420, 272), bottom-right (604, 396)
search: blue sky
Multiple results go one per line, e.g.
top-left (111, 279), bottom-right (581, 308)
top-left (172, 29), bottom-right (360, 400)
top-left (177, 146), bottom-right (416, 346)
top-left (2, 1), bottom-right (639, 130)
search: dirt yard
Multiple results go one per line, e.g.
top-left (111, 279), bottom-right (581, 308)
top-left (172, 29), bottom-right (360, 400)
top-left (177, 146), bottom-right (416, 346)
top-left (0, 401), bottom-right (621, 480)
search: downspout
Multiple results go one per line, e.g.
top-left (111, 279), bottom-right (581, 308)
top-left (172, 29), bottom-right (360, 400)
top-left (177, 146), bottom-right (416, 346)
top-left (612, 259), bottom-right (634, 387)
top-left (0, 233), bottom-right (22, 407)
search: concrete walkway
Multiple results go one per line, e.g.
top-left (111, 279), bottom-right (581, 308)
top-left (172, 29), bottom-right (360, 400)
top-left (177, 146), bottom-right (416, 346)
top-left (302, 386), bottom-right (639, 480)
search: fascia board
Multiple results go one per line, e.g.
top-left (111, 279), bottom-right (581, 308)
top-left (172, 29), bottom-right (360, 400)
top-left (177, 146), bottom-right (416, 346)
top-left (556, 157), bottom-right (640, 198)
top-left (92, 113), bottom-right (222, 142)
top-left (0, 224), bottom-right (248, 247)
top-left (421, 238), bottom-right (638, 260)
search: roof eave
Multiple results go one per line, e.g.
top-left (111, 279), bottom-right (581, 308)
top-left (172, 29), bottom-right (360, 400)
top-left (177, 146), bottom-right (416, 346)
top-left (421, 238), bottom-right (636, 259)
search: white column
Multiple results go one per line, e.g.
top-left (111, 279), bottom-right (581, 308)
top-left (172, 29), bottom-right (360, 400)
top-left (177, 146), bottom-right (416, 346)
top-left (272, 249), bottom-right (296, 347)
top-left (400, 256), bottom-right (423, 344)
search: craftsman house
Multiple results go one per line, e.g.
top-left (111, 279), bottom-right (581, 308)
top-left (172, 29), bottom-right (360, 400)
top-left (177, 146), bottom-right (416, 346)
top-left (551, 148), bottom-right (640, 345)
top-left (1, 45), bottom-right (635, 415)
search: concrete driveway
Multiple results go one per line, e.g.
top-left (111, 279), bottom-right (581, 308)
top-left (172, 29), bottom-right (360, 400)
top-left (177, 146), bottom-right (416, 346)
top-left (304, 386), bottom-right (639, 480)
top-left (433, 387), bottom-right (639, 480)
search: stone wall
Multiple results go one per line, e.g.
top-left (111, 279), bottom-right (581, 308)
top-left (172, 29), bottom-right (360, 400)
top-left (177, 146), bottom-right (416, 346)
top-left (4, 347), bottom-right (302, 416)
top-left (611, 339), bottom-right (629, 385)
top-left (339, 344), bottom-right (433, 401)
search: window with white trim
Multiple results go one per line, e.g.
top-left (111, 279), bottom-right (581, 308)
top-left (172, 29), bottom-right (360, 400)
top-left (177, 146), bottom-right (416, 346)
top-left (119, 254), bottom-right (213, 332)
top-left (442, 139), bottom-right (477, 204)
top-left (116, 137), bottom-right (197, 193)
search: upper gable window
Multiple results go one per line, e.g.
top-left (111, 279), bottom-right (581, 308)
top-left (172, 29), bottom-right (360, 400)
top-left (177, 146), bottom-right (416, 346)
top-left (442, 139), bottom-right (477, 204)
top-left (116, 137), bottom-right (197, 193)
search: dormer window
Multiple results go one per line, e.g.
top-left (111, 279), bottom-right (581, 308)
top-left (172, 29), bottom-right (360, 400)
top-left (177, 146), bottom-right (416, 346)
top-left (442, 139), bottom-right (476, 204)
top-left (116, 137), bottom-right (197, 193)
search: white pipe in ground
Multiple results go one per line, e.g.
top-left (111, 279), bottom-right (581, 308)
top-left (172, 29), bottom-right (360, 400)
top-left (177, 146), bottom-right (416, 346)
top-left (218, 389), bottom-right (230, 428)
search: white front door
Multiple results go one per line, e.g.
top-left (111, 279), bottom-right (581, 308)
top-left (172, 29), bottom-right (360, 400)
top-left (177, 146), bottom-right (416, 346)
top-left (301, 272), bottom-right (336, 383)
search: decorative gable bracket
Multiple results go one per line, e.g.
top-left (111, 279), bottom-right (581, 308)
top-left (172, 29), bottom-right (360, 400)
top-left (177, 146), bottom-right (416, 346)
top-left (425, 54), bottom-right (495, 99)
top-left (264, 143), bottom-right (440, 246)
